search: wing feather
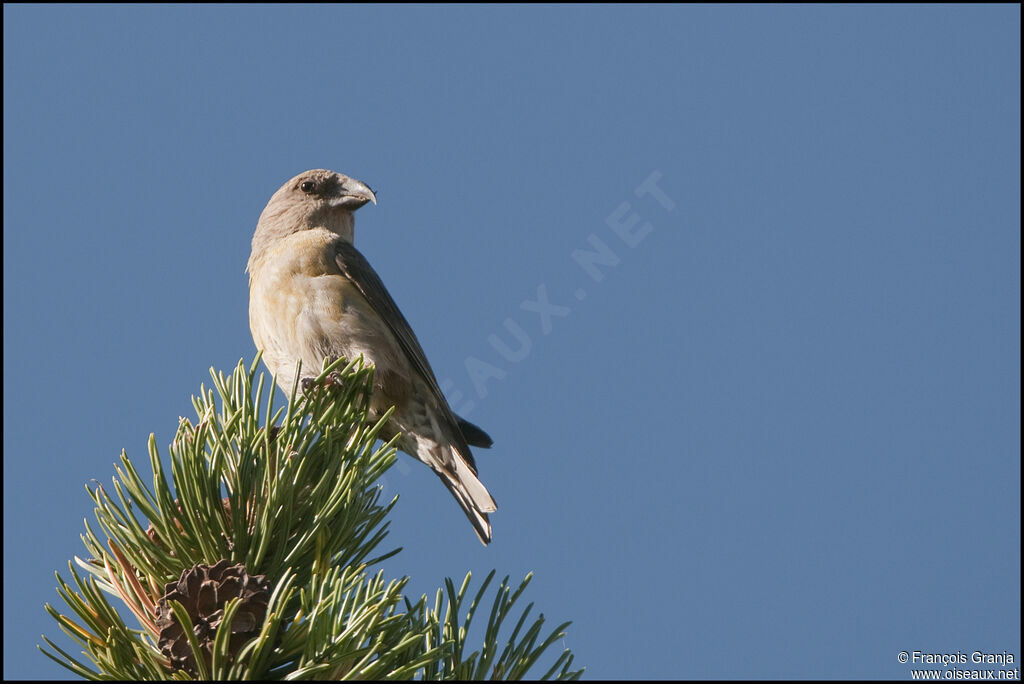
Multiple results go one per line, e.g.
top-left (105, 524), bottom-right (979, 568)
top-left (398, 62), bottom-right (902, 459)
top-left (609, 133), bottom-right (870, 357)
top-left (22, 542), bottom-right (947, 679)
top-left (333, 239), bottom-right (479, 471)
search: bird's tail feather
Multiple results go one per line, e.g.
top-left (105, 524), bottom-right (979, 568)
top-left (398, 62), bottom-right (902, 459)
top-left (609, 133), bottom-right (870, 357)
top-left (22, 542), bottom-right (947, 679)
top-left (451, 449), bottom-right (497, 513)
top-left (438, 475), bottom-right (493, 545)
top-left (437, 446), bottom-right (498, 545)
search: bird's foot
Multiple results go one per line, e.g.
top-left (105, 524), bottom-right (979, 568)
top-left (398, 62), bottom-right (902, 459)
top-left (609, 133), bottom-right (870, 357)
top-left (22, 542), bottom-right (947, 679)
top-left (300, 372), bottom-right (346, 395)
top-left (323, 371), bottom-right (346, 389)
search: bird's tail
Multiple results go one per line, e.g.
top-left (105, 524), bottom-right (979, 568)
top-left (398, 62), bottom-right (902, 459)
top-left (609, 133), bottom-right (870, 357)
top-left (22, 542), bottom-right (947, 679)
top-left (436, 447), bottom-right (498, 545)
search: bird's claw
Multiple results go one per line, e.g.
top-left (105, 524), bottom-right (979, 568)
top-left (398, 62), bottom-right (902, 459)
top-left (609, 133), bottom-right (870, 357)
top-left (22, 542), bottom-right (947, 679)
top-left (300, 372), bottom-right (346, 395)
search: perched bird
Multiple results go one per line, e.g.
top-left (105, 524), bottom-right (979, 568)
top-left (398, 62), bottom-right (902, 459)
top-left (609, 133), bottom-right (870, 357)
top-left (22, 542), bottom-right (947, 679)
top-left (247, 169), bottom-right (497, 544)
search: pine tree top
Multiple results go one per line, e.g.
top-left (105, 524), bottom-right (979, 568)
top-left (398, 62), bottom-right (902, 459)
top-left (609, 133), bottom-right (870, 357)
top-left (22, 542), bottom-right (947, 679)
top-left (41, 357), bottom-right (583, 680)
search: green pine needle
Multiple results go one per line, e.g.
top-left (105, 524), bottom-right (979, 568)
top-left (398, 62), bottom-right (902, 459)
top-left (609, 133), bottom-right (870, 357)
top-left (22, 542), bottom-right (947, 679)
top-left (40, 358), bottom-right (583, 680)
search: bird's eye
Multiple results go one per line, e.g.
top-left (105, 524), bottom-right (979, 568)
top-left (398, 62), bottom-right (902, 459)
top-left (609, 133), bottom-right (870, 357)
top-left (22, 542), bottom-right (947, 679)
top-left (300, 181), bottom-right (316, 193)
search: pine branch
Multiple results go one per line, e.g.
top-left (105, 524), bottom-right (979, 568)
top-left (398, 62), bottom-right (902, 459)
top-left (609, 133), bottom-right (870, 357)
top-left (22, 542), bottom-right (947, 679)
top-left (40, 356), bottom-right (583, 680)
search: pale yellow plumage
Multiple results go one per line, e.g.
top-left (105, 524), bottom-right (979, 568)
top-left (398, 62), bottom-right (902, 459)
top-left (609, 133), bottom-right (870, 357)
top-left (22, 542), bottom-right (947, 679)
top-left (247, 169), bottom-right (497, 544)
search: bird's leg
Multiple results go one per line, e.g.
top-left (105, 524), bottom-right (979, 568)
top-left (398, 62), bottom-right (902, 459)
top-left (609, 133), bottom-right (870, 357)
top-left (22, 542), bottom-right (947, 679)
top-left (323, 371), bottom-right (346, 389)
top-left (300, 376), bottom-right (319, 395)
top-left (300, 371), bottom-right (347, 395)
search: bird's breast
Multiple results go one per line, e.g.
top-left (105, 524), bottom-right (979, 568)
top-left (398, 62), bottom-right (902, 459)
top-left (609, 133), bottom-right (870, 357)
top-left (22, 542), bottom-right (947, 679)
top-left (248, 230), bottom-right (413, 407)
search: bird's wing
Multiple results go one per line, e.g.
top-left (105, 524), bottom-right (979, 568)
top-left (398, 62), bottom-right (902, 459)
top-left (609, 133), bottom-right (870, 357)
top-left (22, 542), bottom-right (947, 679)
top-left (332, 238), bottom-right (479, 467)
top-left (457, 417), bottom-right (493, 448)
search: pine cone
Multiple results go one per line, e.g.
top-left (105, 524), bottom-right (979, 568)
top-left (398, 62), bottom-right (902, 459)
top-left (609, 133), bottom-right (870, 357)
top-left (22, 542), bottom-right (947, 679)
top-left (155, 560), bottom-right (270, 676)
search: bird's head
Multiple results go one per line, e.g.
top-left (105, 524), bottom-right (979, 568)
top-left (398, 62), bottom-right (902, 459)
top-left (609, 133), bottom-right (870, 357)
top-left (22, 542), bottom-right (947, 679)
top-left (251, 169), bottom-right (376, 260)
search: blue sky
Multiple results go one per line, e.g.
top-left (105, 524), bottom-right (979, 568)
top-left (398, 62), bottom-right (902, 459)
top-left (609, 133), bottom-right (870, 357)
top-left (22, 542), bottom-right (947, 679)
top-left (4, 5), bottom-right (1019, 680)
